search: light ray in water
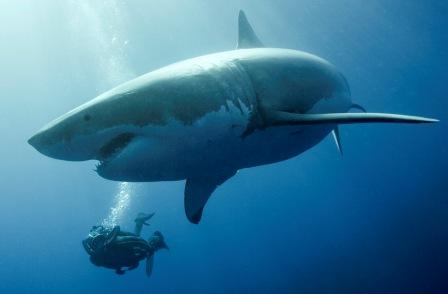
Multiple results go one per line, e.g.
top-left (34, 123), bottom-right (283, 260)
top-left (66, 0), bottom-right (135, 87)
top-left (66, 0), bottom-right (137, 226)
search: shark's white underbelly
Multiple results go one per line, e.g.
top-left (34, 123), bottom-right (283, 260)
top-left (107, 100), bottom-right (332, 182)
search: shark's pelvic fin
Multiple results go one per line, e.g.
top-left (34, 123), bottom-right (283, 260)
top-left (184, 170), bottom-right (237, 224)
top-left (264, 110), bottom-right (438, 126)
top-left (237, 10), bottom-right (264, 49)
top-left (332, 127), bottom-right (343, 156)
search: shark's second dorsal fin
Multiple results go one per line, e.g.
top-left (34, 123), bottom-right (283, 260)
top-left (237, 10), bottom-right (264, 49)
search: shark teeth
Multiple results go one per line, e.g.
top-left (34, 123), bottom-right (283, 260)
top-left (94, 161), bottom-right (103, 172)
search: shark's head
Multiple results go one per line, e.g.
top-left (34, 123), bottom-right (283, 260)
top-left (28, 90), bottom-right (140, 168)
top-left (29, 106), bottom-right (97, 161)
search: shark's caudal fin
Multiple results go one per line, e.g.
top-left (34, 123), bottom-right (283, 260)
top-left (332, 127), bottom-right (343, 156)
top-left (264, 110), bottom-right (438, 126)
top-left (330, 103), bottom-right (367, 155)
top-left (237, 10), bottom-right (264, 49)
top-left (184, 170), bottom-right (237, 224)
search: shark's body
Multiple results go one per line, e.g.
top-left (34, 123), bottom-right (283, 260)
top-left (83, 48), bottom-right (349, 182)
top-left (29, 11), bottom-right (437, 224)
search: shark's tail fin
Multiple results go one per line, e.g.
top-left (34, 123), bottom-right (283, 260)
top-left (134, 212), bottom-right (155, 236)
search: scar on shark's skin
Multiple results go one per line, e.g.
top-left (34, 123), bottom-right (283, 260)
top-left (29, 10), bottom-right (438, 224)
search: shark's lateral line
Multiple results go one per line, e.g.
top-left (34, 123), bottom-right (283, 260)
top-left (28, 11), bottom-right (438, 224)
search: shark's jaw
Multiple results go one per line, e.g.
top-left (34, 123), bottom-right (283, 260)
top-left (95, 132), bottom-right (136, 174)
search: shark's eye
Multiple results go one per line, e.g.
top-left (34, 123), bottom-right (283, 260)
top-left (83, 114), bottom-right (92, 122)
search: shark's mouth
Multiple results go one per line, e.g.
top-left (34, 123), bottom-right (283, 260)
top-left (96, 132), bottom-right (135, 171)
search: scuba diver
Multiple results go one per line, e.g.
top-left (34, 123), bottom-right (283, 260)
top-left (82, 213), bottom-right (169, 277)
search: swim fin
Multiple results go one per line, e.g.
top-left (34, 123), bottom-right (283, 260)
top-left (146, 254), bottom-right (154, 278)
top-left (134, 212), bottom-right (155, 236)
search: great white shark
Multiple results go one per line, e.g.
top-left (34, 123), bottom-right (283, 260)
top-left (29, 11), bottom-right (437, 224)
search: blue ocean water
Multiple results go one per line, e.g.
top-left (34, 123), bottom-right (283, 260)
top-left (0, 1), bottom-right (447, 293)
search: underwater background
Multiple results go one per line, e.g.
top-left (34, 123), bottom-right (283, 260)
top-left (0, 0), bottom-right (447, 293)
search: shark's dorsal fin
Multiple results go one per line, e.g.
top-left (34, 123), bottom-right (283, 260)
top-left (237, 10), bottom-right (264, 49)
top-left (184, 170), bottom-right (237, 224)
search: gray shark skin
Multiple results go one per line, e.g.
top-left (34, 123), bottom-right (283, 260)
top-left (28, 11), bottom-right (438, 224)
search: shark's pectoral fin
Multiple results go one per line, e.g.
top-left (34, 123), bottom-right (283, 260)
top-left (184, 170), bottom-right (237, 224)
top-left (264, 110), bottom-right (438, 126)
top-left (332, 127), bottom-right (343, 156)
top-left (237, 10), bottom-right (264, 49)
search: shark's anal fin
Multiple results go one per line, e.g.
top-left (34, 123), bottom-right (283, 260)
top-left (184, 170), bottom-right (237, 224)
top-left (264, 110), bottom-right (439, 126)
top-left (237, 10), bottom-right (264, 49)
top-left (332, 127), bottom-right (343, 156)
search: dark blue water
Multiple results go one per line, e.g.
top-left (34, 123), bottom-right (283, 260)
top-left (1, 1), bottom-right (447, 293)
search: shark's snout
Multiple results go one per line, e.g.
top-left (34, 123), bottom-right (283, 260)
top-left (27, 134), bottom-right (39, 149)
top-left (28, 127), bottom-right (93, 162)
top-left (28, 131), bottom-right (54, 157)
top-left (28, 132), bottom-right (62, 160)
